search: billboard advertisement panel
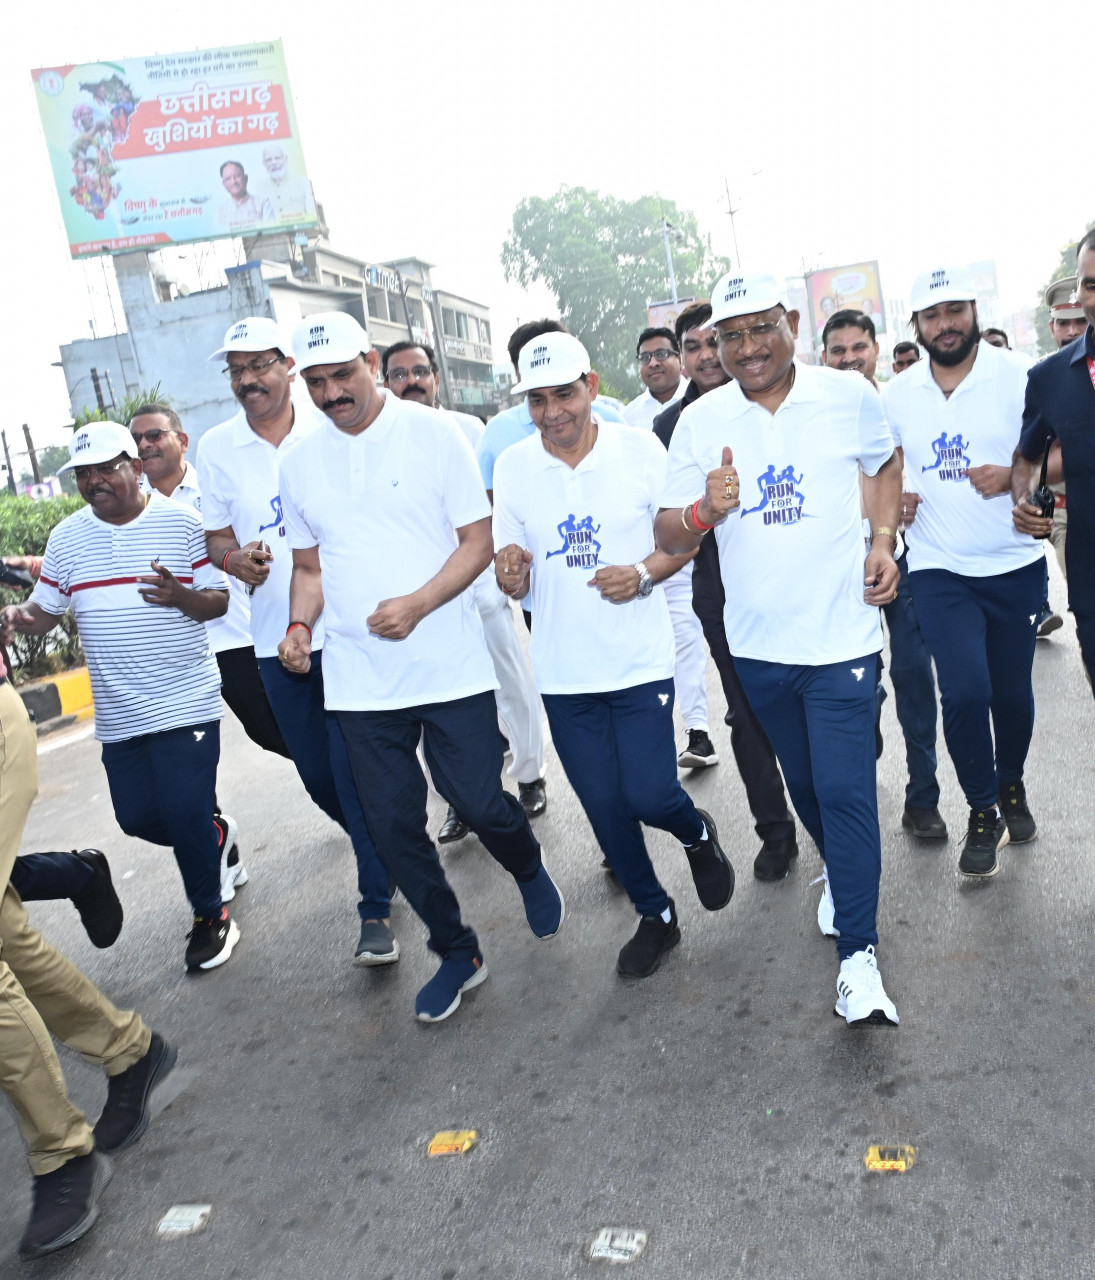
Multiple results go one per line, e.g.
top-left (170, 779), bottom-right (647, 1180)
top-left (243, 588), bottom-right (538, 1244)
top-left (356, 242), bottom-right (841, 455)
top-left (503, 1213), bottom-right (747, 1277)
top-left (32, 40), bottom-right (317, 258)
top-left (804, 261), bottom-right (886, 339)
top-left (647, 297), bottom-right (695, 331)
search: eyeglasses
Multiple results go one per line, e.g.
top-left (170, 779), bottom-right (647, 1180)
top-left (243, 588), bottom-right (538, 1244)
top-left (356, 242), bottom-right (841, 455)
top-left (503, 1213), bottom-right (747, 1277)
top-left (637, 348), bottom-right (678, 365)
top-left (130, 426), bottom-right (175, 444)
top-left (73, 457), bottom-right (131, 482)
top-left (222, 356), bottom-right (284, 383)
top-left (716, 321), bottom-right (781, 347)
top-left (386, 365), bottom-right (434, 384)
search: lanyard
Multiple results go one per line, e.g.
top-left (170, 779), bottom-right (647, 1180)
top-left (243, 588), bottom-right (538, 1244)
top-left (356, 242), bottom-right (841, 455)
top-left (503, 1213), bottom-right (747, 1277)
top-left (1088, 355), bottom-right (1095, 392)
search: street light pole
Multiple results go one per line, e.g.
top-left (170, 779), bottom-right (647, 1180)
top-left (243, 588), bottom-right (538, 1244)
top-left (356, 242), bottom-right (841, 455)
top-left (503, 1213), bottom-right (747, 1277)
top-left (723, 177), bottom-right (742, 270)
top-left (662, 219), bottom-right (679, 306)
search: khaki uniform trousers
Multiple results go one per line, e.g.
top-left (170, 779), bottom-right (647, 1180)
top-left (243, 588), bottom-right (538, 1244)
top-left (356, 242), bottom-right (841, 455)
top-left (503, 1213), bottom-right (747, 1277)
top-left (0, 679), bottom-right (149, 1175)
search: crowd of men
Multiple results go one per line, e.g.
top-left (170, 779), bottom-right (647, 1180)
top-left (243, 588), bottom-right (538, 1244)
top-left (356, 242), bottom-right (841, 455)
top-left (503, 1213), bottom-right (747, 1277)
top-left (1, 229), bottom-right (1093, 1259)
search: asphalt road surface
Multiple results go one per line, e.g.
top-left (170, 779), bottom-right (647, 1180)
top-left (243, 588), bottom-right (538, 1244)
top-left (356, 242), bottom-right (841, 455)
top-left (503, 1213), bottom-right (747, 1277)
top-left (3, 575), bottom-right (1093, 1279)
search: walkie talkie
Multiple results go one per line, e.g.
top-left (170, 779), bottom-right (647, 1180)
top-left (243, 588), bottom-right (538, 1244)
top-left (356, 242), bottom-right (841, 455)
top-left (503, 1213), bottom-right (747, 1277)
top-left (1029, 449), bottom-right (1056, 536)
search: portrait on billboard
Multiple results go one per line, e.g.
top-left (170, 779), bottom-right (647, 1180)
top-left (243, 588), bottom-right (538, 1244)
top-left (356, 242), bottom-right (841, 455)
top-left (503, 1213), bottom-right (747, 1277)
top-left (804, 262), bottom-right (886, 339)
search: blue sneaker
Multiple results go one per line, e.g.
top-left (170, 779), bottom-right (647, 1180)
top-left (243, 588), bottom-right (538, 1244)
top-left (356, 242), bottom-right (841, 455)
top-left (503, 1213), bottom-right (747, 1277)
top-left (414, 954), bottom-right (488, 1023)
top-left (517, 864), bottom-right (565, 938)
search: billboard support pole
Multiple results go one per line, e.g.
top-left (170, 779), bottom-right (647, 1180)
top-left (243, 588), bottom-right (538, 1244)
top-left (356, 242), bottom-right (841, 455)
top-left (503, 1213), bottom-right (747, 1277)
top-left (1, 430), bottom-right (16, 494)
top-left (661, 220), bottom-right (679, 306)
top-left (22, 426), bottom-right (43, 486)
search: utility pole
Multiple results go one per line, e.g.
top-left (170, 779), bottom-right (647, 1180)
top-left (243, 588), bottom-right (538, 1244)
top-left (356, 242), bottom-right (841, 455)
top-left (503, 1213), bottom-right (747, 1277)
top-left (23, 425), bottom-right (43, 486)
top-left (1, 430), bottom-right (16, 494)
top-left (662, 219), bottom-right (679, 305)
top-left (723, 177), bottom-right (742, 270)
top-left (89, 367), bottom-right (107, 413)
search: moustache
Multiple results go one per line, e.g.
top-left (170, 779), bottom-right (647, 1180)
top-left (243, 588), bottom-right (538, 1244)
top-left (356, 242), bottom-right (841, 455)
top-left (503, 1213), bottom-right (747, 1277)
top-left (237, 384), bottom-right (268, 399)
top-left (323, 396), bottom-right (355, 411)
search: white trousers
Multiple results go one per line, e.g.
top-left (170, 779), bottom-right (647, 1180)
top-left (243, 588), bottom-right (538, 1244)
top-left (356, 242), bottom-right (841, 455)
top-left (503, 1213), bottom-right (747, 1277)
top-left (662, 563), bottom-right (708, 732)
top-left (473, 575), bottom-right (545, 785)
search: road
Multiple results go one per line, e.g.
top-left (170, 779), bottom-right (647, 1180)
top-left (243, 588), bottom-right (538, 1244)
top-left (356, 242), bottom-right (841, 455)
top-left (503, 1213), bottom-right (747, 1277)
top-left (2, 574), bottom-right (1093, 1279)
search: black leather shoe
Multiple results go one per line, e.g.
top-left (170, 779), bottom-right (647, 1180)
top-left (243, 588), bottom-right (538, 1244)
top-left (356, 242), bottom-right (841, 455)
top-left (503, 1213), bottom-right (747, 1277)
top-left (518, 779), bottom-right (547, 818)
top-left (438, 806), bottom-right (469, 844)
top-left (753, 832), bottom-right (799, 881)
top-left (901, 805), bottom-right (948, 839)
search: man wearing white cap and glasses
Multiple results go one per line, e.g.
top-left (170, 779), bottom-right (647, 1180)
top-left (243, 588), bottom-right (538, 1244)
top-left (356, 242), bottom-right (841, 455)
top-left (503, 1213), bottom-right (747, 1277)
top-left (0, 422), bottom-right (240, 972)
top-left (883, 265), bottom-right (1044, 879)
top-left (277, 311), bottom-right (564, 1023)
top-left (494, 332), bottom-right (734, 979)
top-left (198, 316), bottom-right (397, 967)
top-left (656, 271), bottom-right (904, 1027)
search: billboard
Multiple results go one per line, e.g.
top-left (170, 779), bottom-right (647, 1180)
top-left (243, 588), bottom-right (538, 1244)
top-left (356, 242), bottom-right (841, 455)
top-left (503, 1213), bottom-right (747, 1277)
top-left (804, 261), bottom-right (886, 339)
top-left (646, 297), bottom-right (695, 331)
top-left (32, 40), bottom-right (317, 258)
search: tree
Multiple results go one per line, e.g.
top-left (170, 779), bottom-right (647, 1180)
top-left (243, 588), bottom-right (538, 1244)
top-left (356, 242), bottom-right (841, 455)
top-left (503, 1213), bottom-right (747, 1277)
top-left (73, 383), bottom-right (168, 428)
top-left (502, 188), bottom-right (730, 400)
top-left (19, 446), bottom-right (78, 495)
top-left (1034, 220), bottom-right (1093, 356)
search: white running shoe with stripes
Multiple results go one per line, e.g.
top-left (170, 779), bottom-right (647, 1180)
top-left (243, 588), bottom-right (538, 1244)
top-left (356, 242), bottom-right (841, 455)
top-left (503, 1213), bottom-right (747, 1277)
top-left (835, 946), bottom-right (899, 1026)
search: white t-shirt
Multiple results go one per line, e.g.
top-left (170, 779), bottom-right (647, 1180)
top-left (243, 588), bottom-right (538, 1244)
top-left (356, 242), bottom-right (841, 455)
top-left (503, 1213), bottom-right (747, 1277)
top-left (142, 460), bottom-right (252, 653)
top-left (622, 378), bottom-right (690, 431)
top-left (197, 394), bottom-right (329, 659)
top-left (881, 340), bottom-right (1042, 576)
top-left (279, 389), bottom-right (498, 711)
top-left (493, 420), bottom-right (676, 694)
top-left (31, 495), bottom-right (227, 742)
top-left (662, 362), bottom-right (894, 666)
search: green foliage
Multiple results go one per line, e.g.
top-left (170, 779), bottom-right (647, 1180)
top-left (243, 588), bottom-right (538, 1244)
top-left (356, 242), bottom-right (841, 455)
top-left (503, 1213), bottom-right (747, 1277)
top-left (1, 493), bottom-right (86, 683)
top-left (74, 382), bottom-right (168, 428)
top-left (1034, 221), bottom-right (1093, 356)
top-left (502, 187), bottom-right (730, 399)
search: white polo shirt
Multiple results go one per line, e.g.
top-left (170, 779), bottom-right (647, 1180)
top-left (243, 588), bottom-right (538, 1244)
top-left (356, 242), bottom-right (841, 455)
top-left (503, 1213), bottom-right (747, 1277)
top-left (279, 390), bottom-right (497, 711)
top-left (142, 460), bottom-right (253, 654)
top-left (493, 420), bottom-right (675, 694)
top-left (31, 495), bottom-right (227, 742)
top-left (197, 393), bottom-right (329, 659)
top-left (881, 340), bottom-right (1042, 576)
top-left (662, 362), bottom-right (894, 666)
top-left (622, 378), bottom-right (690, 431)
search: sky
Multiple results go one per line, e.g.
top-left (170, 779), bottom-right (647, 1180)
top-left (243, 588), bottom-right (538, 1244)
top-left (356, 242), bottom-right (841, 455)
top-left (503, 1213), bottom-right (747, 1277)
top-left (6, 0), bottom-right (1087, 458)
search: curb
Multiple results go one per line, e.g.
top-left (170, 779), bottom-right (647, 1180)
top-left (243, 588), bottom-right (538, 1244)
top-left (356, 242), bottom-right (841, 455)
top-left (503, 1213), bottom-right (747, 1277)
top-left (18, 667), bottom-right (94, 730)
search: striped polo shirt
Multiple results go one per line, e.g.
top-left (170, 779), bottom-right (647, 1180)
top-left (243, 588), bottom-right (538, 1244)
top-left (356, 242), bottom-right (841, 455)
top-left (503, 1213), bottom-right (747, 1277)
top-left (31, 494), bottom-right (228, 742)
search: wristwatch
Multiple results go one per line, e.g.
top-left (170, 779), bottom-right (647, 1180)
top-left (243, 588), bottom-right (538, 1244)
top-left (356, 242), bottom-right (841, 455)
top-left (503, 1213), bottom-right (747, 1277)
top-left (633, 561), bottom-right (655, 599)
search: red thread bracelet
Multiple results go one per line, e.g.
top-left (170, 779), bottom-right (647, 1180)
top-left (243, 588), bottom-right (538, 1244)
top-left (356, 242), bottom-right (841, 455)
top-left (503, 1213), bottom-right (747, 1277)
top-left (689, 499), bottom-right (717, 532)
top-left (286, 622), bottom-right (312, 639)
top-left (222, 549), bottom-right (233, 573)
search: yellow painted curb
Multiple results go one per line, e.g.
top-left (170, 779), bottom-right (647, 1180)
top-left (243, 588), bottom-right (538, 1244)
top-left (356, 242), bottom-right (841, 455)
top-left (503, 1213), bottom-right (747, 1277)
top-left (44, 667), bottom-right (93, 718)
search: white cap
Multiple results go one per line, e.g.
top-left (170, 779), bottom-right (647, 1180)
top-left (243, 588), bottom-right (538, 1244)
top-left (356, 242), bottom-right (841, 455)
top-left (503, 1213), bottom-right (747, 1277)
top-left (290, 312), bottom-right (371, 372)
top-left (512, 332), bottom-right (592, 393)
top-left (708, 271), bottom-right (790, 325)
top-left (208, 316), bottom-right (288, 362)
top-left (910, 265), bottom-right (977, 312)
top-left (58, 421), bottom-right (139, 472)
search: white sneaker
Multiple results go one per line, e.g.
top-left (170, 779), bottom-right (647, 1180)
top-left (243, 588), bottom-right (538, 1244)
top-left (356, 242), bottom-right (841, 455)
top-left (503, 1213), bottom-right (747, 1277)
top-left (835, 946), bottom-right (899, 1026)
top-left (215, 814), bottom-right (248, 903)
top-left (811, 868), bottom-right (839, 937)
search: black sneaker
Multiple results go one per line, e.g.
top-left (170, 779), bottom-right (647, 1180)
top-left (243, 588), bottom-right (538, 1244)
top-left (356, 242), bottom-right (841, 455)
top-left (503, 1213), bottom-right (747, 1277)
top-left (683, 809), bottom-right (734, 910)
top-left (617, 900), bottom-right (681, 978)
top-left (185, 908), bottom-right (240, 971)
top-left (437, 805), bottom-right (469, 844)
top-left (958, 808), bottom-right (1009, 877)
top-left (901, 805), bottom-right (948, 840)
top-left (93, 1033), bottom-right (178, 1154)
top-left (678, 729), bottom-right (719, 768)
top-left (18, 1150), bottom-right (113, 1261)
top-left (71, 850), bottom-right (124, 948)
top-left (999, 781), bottom-right (1037, 844)
top-left (1037, 606), bottom-right (1063, 639)
top-left (753, 831), bottom-right (799, 881)
top-left (518, 778), bottom-right (547, 818)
